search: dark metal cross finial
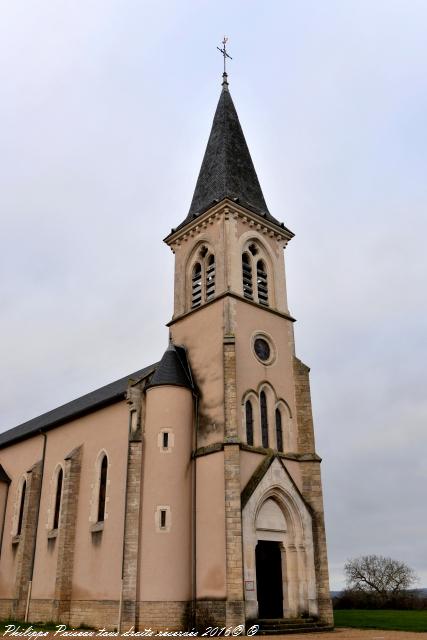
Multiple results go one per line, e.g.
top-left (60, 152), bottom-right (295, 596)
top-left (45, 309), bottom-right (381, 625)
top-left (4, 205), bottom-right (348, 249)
top-left (217, 36), bottom-right (232, 74)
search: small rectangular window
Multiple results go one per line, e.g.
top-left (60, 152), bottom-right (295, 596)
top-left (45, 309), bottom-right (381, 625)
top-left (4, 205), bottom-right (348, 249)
top-left (160, 509), bottom-right (167, 529)
top-left (162, 432), bottom-right (169, 449)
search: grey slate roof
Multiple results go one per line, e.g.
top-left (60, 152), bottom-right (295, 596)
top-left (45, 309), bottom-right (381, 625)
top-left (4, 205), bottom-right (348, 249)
top-left (174, 75), bottom-right (284, 232)
top-left (147, 344), bottom-right (195, 391)
top-left (0, 362), bottom-right (157, 449)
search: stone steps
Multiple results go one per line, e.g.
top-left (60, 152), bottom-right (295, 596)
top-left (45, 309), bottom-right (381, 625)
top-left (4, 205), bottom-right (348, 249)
top-left (256, 618), bottom-right (333, 635)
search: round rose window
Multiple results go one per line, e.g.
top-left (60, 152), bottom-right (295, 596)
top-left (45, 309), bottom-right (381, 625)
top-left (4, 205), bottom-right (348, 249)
top-left (254, 337), bottom-right (271, 362)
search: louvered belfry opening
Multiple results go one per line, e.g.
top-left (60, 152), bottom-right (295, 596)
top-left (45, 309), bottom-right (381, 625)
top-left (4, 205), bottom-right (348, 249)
top-left (206, 254), bottom-right (216, 301)
top-left (242, 253), bottom-right (253, 299)
top-left (257, 259), bottom-right (269, 306)
top-left (191, 262), bottom-right (202, 308)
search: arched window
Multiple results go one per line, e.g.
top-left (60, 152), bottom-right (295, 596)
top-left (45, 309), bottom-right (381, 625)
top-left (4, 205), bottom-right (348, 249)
top-left (242, 253), bottom-right (253, 300)
top-left (53, 467), bottom-right (63, 530)
top-left (275, 408), bottom-right (283, 452)
top-left (97, 455), bottom-right (108, 523)
top-left (245, 400), bottom-right (254, 446)
top-left (191, 262), bottom-right (202, 308)
top-left (17, 479), bottom-right (26, 536)
top-left (257, 260), bottom-right (269, 306)
top-left (260, 391), bottom-right (269, 448)
top-left (206, 254), bottom-right (215, 301)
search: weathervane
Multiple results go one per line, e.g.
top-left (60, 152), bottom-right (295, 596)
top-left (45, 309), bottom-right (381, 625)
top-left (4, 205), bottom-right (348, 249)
top-left (217, 36), bottom-right (232, 74)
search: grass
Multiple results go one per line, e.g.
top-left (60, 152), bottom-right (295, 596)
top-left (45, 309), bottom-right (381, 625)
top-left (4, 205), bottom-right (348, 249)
top-left (334, 609), bottom-right (427, 632)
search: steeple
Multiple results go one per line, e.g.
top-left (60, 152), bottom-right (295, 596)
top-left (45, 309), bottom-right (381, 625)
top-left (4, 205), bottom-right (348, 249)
top-left (174, 74), bottom-right (284, 232)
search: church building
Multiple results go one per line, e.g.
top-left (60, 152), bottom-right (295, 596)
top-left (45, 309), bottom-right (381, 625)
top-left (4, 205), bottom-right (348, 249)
top-left (0, 69), bottom-right (333, 632)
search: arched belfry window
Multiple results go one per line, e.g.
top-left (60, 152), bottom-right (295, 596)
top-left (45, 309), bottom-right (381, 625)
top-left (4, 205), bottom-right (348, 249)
top-left (53, 467), bottom-right (63, 530)
top-left (275, 408), bottom-right (283, 453)
top-left (97, 455), bottom-right (108, 523)
top-left (260, 390), bottom-right (269, 448)
top-left (17, 479), bottom-right (26, 536)
top-left (245, 400), bottom-right (254, 446)
top-left (191, 262), bottom-right (202, 308)
top-left (206, 254), bottom-right (215, 301)
top-left (257, 260), bottom-right (269, 306)
top-left (242, 253), bottom-right (253, 300)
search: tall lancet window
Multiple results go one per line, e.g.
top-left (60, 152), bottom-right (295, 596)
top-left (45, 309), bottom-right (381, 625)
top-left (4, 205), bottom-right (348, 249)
top-left (17, 479), bottom-right (26, 536)
top-left (53, 467), bottom-right (63, 530)
top-left (97, 455), bottom-right (108, 523)
top-left (275, 408), bottom-right (283, 453)
top-left (242, 253), bottom-right (253, 299)
top-left (257, 260), bottom-right (269, 306)
top-left (191, 263), bottom-right (202, 308)
top-left (260, 391), bottom-right (269, 448)
top-left (245, 400), bottom-right (254, 446)
top-left (206, 254), bottom-right (216, 301)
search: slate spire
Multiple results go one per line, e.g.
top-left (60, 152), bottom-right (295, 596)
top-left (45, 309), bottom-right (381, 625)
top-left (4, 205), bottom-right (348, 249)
top-left (175, 73), bottom-right (283, 232)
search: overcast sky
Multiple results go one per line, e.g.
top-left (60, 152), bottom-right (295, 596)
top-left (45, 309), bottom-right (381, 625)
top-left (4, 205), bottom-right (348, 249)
top-left (1, 0), bottom-right (426, 591)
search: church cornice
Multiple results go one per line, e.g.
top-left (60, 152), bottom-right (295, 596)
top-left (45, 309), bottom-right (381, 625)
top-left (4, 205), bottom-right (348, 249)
top-left (164, 198), bottom-right (294, 252)
top-left (167, 290), bottom-right (296, 327)
top-left (192, 441), bottom-right (321, 463)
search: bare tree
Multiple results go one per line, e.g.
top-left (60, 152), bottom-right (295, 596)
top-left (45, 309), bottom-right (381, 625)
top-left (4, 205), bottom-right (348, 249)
top-left (344, 555), bottom-right (418, 598)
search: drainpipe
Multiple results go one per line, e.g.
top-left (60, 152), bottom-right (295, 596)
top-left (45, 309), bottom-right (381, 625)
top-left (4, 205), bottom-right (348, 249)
top-left (25, 430), bottom-right (47, 622)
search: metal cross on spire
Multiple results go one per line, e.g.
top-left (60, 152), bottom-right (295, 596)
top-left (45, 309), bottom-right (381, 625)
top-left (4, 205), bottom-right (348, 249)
top-left (217, 36), bottom-right (232, 74)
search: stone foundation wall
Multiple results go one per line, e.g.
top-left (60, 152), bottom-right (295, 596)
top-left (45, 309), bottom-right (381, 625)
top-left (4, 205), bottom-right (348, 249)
top-left (0, 599), bottom-right (12, 619)
top-left (194, 600), bottom-right (226, 630)
top-left (137, 601), bottom-right (190, 631)
top-left (27, 598), bottom-right (54, 622)
top-left (0, 599), bottom-right (232, 632)
top-left (69, 600), bottom-right (120, 630)
top-left (26, 599), bottom-right (120, 629)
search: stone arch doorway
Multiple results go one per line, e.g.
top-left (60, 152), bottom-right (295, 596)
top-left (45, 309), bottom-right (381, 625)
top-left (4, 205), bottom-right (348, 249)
top-left (242, 459), bottom-right (318, 621)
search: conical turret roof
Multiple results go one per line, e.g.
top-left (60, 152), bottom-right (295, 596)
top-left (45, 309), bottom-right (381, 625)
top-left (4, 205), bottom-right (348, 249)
top-left (174, 74), bottom-right (283, 232)
top-left (147, 343), bottom-right (195, 391)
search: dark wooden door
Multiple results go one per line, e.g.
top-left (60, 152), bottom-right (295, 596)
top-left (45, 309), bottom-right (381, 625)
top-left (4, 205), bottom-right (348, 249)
top-left (255, 540), bottom-right (283, 619)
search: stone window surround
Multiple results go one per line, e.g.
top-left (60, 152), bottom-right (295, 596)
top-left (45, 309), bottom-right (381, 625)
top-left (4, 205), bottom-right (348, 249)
top-left (251, 330), bottom-right (277, 366)
top-left (46, 462), bottom-right (64, 537)
top-left (241, 238), bottom-right (274, 307)
top-left (157, 428), bottom-right (175, 453)
top-left (155, 505), bottom-right (171, 533)
top-left (89, 449), bottom-right (110, 528)
top-left (186, 241), bottom-right (216, 310)
top-left (11, 474), bottom-right (27, 539)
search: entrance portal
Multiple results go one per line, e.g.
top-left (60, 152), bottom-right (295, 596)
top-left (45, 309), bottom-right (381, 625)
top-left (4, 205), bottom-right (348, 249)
top-left (255, 540), bottom-right (283, 619)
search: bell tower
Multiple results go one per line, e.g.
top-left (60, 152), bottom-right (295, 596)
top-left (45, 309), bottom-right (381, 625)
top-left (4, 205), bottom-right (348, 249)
top-left (165, 72), bottom-right (333, 628)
